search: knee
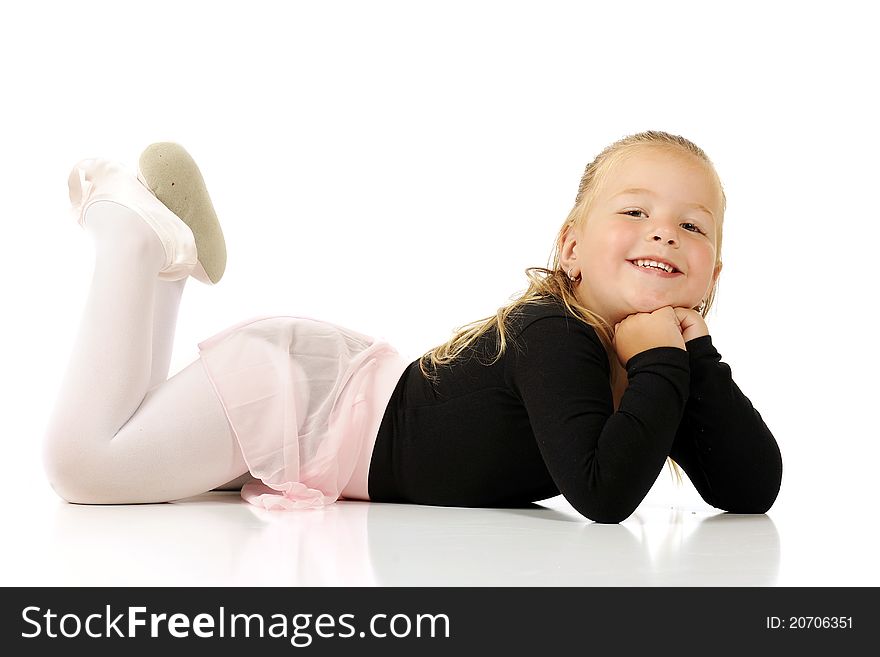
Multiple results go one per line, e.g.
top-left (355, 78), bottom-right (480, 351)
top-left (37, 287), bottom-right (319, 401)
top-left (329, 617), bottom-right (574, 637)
top-left (41, 438), bottom-right (107, 504)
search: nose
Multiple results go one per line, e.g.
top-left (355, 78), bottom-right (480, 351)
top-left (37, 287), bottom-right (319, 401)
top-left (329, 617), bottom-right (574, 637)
top-left (651, 233), bottom-right (678, 246)
top-left (647, 222), bottom-right (679, 247)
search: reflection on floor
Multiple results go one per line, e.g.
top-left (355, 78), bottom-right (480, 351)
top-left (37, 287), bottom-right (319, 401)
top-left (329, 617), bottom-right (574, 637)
top-left (3, 491), bottom-right (798, 586)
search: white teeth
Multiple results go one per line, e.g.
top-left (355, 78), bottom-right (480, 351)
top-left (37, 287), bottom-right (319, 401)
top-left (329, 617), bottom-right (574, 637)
top-left (634, 259), bottom-right (674, 273)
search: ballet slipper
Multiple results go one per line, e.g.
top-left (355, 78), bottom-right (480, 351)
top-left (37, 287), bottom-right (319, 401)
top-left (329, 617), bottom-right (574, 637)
top-left (68, 157), bottom-right (200, 283)
top-left (137, 142), bottom-right (226, 285)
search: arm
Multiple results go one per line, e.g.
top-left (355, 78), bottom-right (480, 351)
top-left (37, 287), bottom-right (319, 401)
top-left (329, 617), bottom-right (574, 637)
top-left (669, 335), bottom-right (783, 513)
top-left (507, 316), bottom-right (691, 523)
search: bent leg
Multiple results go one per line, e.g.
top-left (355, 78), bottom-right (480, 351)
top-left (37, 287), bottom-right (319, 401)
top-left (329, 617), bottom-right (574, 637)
top-left (148, 259), bottom-right (251, 492)
top-left (148, 277), bottom-right (186, 390)
top-left (42, 200), bottom-right (248, 503)
top-left (46, 358), bottom-right (248, 504)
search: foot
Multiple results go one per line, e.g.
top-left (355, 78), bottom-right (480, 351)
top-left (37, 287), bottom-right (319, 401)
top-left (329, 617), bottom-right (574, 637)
top-left (69, 158), bottom-right (199, 282)
top-left (137, 143), bottom-right (227, 285)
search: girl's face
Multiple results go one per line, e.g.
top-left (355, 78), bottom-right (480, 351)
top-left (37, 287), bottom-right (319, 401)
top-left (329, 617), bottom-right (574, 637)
top-left (562, 148), bottom-right (722, 327)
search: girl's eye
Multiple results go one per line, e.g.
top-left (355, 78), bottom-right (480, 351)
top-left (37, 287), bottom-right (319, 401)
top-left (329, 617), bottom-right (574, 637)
top-left (622, 210), bottom-right (705, 235)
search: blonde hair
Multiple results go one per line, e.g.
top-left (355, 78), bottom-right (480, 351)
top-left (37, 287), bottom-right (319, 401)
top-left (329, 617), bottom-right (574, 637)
top-left (417, 130), bottom-right (727, 487)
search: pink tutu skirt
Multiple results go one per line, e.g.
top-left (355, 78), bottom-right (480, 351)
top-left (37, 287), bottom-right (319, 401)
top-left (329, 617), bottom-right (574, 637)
top-left (196, 314), bottom-right (409, 511)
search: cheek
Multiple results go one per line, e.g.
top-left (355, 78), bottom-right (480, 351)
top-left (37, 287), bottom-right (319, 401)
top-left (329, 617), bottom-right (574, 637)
top-left (689, 244), bottom-right (717, 286)
top-left (583, 227), bottom-right (631, 266)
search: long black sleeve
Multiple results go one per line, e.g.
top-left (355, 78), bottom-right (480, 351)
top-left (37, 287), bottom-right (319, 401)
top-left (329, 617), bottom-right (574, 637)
top-left (669, 335), bottom-right (783, 513)
top-left (367, 298), bottom-right (779, 523)
top-left (508, 315), bottom-right (691, 523)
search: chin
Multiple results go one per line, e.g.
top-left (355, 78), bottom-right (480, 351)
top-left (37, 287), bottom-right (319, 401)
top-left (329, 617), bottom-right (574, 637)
top-left (628, 298), bottom-right (685, 313)
top-left (629, 299), bottom-right (668, 312)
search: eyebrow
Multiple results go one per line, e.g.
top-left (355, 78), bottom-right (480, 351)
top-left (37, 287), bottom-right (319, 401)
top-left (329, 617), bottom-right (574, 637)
top-left (612, 188), bottom-right (715, 220)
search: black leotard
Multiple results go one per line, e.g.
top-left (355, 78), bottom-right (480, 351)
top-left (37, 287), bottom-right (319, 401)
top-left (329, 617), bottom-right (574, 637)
top-left (367, 296), bottom-right (782, 523)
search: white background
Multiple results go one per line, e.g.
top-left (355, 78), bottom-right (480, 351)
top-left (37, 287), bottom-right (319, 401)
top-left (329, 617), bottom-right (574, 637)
top-left (1, 0), bottom-right (877, 586)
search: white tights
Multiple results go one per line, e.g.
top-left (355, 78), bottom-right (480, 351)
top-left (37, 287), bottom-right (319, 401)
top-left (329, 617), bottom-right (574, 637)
top-left (42, 200), bottom-right (251, 504)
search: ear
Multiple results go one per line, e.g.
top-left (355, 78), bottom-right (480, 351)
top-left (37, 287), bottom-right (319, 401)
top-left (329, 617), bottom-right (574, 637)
top-left (558, 225), bottom-right (577, 262)
top-left (705, 261), bottom-right (723, 297)
top-left (712, 261), bottom-right (723, 287)
top-left (560, 225), bottom-right (574, 249)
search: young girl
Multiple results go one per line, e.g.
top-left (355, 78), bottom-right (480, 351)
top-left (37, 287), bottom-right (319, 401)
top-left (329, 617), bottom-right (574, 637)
top-left (42, 131), bottom-right (782, 524)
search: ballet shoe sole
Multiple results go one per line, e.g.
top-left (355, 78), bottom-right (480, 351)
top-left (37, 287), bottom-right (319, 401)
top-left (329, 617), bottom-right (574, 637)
top-left (136, 143), bottom-right (226, 285)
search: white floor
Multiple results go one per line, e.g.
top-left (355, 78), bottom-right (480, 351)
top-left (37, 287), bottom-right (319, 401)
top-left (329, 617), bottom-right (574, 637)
top-left (2, 0), bottom-right (878, 593)
top-left (3, 481), bottom-right (873, 587)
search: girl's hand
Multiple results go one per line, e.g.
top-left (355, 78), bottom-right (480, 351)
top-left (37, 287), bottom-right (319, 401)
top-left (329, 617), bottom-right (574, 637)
top-left (673, 307), bottom-right (710, 343)
top-left (612, 306), bottom-right (686, 369)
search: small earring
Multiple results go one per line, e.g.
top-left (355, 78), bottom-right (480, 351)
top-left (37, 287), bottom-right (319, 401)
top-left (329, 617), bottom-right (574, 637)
top-left (696, 300), bottom-right (706, 313)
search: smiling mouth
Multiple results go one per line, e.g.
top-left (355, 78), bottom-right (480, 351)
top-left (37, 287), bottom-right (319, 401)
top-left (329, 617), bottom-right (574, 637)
top-left (627, 260), bottom-right (684, 278)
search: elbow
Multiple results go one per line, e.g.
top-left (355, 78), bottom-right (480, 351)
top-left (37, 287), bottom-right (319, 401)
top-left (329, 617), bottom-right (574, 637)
top-left (721, 497), bottom-right (775, 515)
top-left (570, 497), bottom-right (637, 524)
top-left (723, 482), bottom-right (781, 515)
top-left (708, 443), bottom-right (783, 516)
top-left (588, 512), bottom-right (631, 524)
top-left (563, 482), bottom-right (644, 524)
top-left (717, 468), bottom-right (782, 515)
top-left (741, 448), bottom-right (783, 514)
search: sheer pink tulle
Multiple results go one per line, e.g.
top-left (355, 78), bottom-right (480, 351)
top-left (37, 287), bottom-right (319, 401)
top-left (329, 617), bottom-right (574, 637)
top-left (196, 314), bottom-right (408, 510)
